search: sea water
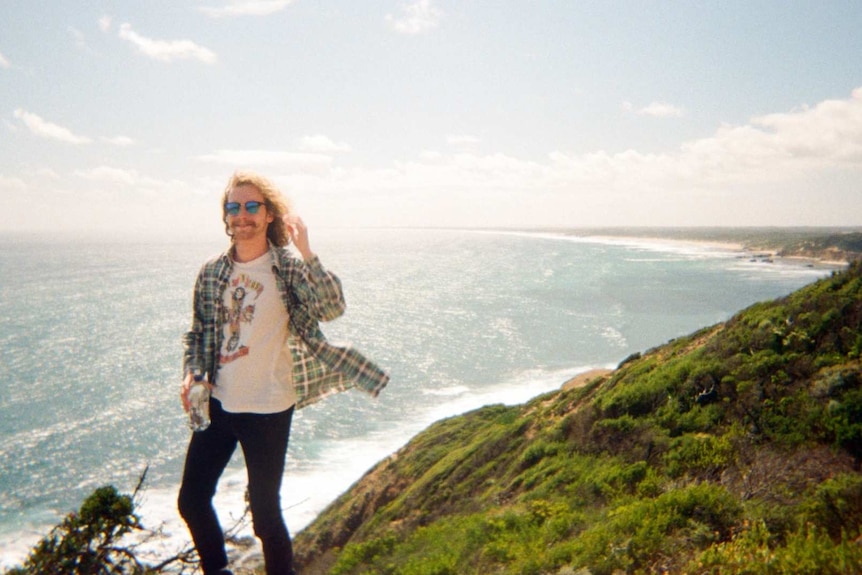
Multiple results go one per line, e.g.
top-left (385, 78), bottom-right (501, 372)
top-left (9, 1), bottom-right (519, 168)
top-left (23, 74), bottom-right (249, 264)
top-left (0, 228), bottom-right (839, 568)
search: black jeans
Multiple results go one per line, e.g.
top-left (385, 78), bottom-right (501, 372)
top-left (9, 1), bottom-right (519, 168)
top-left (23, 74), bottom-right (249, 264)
top-left (178, 398), bottom-right (296, 575)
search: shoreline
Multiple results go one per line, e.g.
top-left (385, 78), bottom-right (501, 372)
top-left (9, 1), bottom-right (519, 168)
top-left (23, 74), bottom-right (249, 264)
top-left (547, 231), bottom-right (853, 268)
top-left (471, 227), bottom-right (856, 267)
top-left (555, 227), bottom-right (860, 266)
top-left (468, 225), bottom-right (860, 267)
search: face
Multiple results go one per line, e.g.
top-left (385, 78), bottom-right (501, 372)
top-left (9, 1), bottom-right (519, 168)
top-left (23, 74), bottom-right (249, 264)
top-left (225, 183), bottom-right (274, 243)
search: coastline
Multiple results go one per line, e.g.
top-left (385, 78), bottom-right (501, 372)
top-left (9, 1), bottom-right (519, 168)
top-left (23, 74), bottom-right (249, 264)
top-left (553, 227), bottom-right (861, 266)
top-left (546, 230), bottom-right (855, 268)
top-left (1, 229), bottom-right (852, 573)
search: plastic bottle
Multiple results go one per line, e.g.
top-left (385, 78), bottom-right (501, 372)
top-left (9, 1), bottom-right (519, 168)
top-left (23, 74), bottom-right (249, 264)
top-left (188, 372), bottom-right (211, 432)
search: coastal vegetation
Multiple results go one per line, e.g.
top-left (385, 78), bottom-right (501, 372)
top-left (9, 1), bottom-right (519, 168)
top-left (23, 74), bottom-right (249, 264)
top-left (293, 260), bottom-right (862, 574)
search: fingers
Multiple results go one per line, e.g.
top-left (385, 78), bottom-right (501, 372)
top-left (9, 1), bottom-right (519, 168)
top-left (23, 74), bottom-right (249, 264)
top-left (282, 214), bottom-right (306, 237)
top-left (180, 373), bottom-right (193, 413)
top-left (180, 387), bottom-right (190, 413)
top-left (283, 214), bottom-right (313, 258)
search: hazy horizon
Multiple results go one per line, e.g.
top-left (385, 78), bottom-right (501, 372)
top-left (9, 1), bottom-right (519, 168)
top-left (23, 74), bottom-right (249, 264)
top-left (2, 224), bottom-right (860, 247)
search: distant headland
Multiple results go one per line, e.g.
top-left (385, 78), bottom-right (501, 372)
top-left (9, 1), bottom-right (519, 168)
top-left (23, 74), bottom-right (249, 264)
top-left (526, 226), bottom-right (862, 264)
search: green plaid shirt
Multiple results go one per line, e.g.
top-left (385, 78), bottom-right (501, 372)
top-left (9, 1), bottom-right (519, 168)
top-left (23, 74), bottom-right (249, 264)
top-left (182, 244), bottom-right (389, 409)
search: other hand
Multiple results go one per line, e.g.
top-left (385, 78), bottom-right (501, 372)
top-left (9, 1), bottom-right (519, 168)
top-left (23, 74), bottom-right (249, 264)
top-left (283, 214), bottom-right (314, 260)
top-left (180, 373), bottom-right (212, 413)
top-left (180, 373), bottom-right (193, 413)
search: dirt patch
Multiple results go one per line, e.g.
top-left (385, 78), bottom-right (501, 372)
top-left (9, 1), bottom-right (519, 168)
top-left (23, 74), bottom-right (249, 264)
top-left (562, 368), bottom-right (613, 391)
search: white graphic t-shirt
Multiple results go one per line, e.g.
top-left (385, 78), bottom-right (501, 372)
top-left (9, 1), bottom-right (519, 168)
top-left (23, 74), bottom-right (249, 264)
top-left (214, 252), bottom-right (296, 413)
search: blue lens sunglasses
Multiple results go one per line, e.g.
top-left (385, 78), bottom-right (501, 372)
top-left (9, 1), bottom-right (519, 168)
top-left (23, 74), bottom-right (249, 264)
top-left (224, 201), bottom-right (265, 216)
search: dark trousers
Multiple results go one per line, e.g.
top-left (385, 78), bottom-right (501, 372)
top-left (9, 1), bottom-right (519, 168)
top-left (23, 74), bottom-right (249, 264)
top-left (178, 398), bottom-right (296, 575)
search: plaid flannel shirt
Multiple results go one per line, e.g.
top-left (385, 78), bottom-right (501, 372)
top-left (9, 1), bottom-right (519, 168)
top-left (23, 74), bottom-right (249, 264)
top-left (182, 243), bottom-right (389, 409)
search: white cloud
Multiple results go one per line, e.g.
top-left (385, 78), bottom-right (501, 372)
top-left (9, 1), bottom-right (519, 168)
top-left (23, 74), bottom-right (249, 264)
top-left (747, 89), bottom-right (862, 162)
top-left (13, 109), bottom-right (92, 144)
top-left (559, 87), bottom-right (862, 188)
top-left (447, 134), bottom-right (482, 149)
top-left (69, 27), bottom-right (88, 50)
top-left (33, 168), bottom-right (61, 180)
top-left (197, 149), bottom-right (333, 174)
top-left (7, 88), bottom-right (862, 233)
top-left (103, 136), bottom-right (135, 147)
top-left (623, 101), bottom-right (686, 118)
top-left (0, 175), bottom-right (27, 191)
top-left (73, 166), bottom-right (139, 185)
top-left (118, 23), bottom-right (217, 64)
top-left (98, 15), bottom-right (112, 33)
top-left (199, 0), bottom-right (295, 18)
top-left (286, 86), bottom-right (862, 227)
top-left (385, 0), bottom-right (442, 35)
top-left (297, 135), bottom-right (351, 153)
top-left (69, 26), bottom-right (100, 54)
top-left (0, 52), bottom-right (10, 69)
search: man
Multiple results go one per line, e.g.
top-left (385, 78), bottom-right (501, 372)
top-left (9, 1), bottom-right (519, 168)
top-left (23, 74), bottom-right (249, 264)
top-left (178, 171), bottom-right (388, 575)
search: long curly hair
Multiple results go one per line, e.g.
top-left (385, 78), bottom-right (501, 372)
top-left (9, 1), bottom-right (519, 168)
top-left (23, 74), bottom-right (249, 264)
top-left (221, 170), bottom-right (293, 247)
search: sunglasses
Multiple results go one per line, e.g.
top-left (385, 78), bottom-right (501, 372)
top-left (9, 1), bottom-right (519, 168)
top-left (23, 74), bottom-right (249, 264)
top-left (224, 201), bottom-right (265, 216)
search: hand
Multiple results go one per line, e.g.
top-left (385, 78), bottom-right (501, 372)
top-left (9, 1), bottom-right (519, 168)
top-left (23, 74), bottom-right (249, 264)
top-left (180, 373), bottom-right (194, 413)
top-left (283, 214), bottom-right (314, 260)
top-left (180, 373), bottom-right (212, 413)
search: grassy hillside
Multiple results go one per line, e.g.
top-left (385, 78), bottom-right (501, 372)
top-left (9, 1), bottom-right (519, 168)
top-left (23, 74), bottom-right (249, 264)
top-left (294, 262), bottom-right (862, 575)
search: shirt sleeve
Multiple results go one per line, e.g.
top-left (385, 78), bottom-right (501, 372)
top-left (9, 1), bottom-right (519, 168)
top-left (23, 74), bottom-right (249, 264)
top-left (291, 254), bottom-right (346, 322)
top-left (182, 268), bottom-right (206, 377)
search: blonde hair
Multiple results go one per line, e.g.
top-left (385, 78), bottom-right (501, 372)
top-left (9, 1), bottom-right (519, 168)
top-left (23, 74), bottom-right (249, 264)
top-left (221, 171), bottom-right (293, 247)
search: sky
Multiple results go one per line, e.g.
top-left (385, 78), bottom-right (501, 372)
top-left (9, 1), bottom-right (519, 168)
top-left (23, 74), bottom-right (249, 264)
top-left (2, 0), bottom-right (862, 238)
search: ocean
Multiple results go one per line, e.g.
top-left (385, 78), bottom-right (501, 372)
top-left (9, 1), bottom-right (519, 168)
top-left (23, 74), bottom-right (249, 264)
top-left (0, 228), bottom-right (840, 569)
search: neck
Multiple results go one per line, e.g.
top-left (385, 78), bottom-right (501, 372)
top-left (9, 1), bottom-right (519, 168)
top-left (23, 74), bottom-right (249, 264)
top-left (232, 238), bottom-right (269, 263)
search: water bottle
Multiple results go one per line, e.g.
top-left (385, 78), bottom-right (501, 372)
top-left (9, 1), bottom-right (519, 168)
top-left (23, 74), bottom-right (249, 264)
top-left (188, 372), bottom-right (211, 432)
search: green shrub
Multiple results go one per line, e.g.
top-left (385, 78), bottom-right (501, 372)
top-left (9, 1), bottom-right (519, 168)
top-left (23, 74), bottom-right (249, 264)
top-left (663, 433), bottom-right (735, 478)
top-left (6, 486), bottom-right (150, 575)
top-left (800, 473), bottom-right (862, 540)
top-left (518, 440), bottom-right (563, 471)
top-left (569, 482), bottom-right (741, 574)
top-left (823, 388), bottom-right (862, 460)
top-left (690, 520), bottom-right (862, 574)
top-left (330, 534), bottom-right (399, 575)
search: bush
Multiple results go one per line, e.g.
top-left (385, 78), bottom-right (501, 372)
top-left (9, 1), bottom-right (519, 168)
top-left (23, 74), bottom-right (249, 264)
top-left (569, 482), bottom-right (741, 574)
top-left (690, 520), bottom-right (862, 574)
top-left (800, 473), bottom-right (862, 540)
top-left (823, 388), bottom-right (862, 460)
top-left (663, 432), bottom-right (735, 478)
top-left (5, 486), bottom-right (150, 575)
top-left (4, 473), bottom-right (211, 575)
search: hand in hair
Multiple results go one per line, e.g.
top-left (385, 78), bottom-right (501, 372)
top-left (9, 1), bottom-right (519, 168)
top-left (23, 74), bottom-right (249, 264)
top-left (284, 214), bottom-right (314, 260)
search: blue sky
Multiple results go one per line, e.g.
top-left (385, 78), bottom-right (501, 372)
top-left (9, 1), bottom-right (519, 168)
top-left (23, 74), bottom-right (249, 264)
top-left (2, 0), bottom-right (861, 237)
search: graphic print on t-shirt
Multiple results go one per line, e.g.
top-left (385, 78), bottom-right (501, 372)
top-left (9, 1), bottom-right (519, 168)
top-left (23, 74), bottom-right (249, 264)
top-left (220, 272), bottom-right (264, 365)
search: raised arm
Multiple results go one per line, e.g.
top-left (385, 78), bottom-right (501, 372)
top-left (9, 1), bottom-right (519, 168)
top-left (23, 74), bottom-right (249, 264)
top-left (283, 214), bottom-right (346, 322)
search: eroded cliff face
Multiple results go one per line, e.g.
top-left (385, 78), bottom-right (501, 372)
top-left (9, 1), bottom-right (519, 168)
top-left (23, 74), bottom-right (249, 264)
top-left (747, 231), bottom-right (862, 263)
top-left (777, 245), bottom-right (860, 263)
top-left (293, 264), bottom-right (862, 575)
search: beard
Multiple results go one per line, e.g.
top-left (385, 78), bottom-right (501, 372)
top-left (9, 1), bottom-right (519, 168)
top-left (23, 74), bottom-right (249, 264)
top-left (230, 219), bottom-right (268, 241)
